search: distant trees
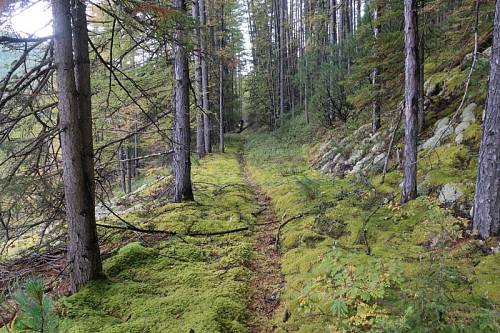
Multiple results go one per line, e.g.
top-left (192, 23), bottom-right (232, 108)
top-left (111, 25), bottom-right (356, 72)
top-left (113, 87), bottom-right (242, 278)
top-left (473, 0), bottom-right (500, 239)
top-left (52, 0), bottom-right (102, 291)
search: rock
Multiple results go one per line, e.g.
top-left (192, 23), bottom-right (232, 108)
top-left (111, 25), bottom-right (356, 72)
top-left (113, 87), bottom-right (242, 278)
top-left (483, 46), bottom-right (492, 58)
top-left (373, 153), bottom-right (386, 166)
top-left (438, 184), bottom-right (464, 205)
top-left (417, 182), bottom-right (431, 196)
top-left (435, 117), bottom-right (450, 131)
top-left (455, 121), bottom-right (471, 135)
top-left (461, 103), bottom-right (477, 123)
top-left (347, 149), bottom-right (363, 165)
top-left (424, 79), bottom-right (440, 96)
top-left (455, 132), bottom-right (464, 145)
top-left (434, 124), bottom-right (454, 139)
top-left (370, 142), bottom-right (384, 153)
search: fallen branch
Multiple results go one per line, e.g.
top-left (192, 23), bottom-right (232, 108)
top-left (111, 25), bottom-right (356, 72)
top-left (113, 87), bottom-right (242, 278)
top-left (274, 214), bottom-right (303, 251)
top-left (96, 223), bottom-right (249, 237)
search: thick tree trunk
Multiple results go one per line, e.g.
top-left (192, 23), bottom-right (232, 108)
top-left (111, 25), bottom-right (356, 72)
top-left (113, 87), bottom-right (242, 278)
top-left (372, 3), bottom-right (381, 133)
top-left (473, 0), bottom-right (500, 239)
top-left (401, 0), bottom-right (419, 204)
top-left (192, 0), bottom-right (205, 158)
top-left (53, 0), bottom-right (102, 292)
top-left (172, 0), bottom-right (194, 202)
top-left (199, 0), bottom-right (211, 153)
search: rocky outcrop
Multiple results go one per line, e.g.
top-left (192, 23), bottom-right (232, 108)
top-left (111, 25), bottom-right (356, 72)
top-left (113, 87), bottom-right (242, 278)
top-left (438, 184), bottom-right (464, 205)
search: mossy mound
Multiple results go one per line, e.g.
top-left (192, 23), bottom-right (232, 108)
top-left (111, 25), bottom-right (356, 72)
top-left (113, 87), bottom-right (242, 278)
top-left (60, 136), bottom-right (256, 333)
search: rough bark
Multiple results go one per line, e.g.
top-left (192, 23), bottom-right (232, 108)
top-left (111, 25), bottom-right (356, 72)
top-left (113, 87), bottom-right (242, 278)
top-left (219, 3), bottom-right (225, 152)
top-left (192, 0), bottom-right (205, 158)
top-left (371, 3), bottom-right (381, 133)
top-left (53, 0), bottom-right (102, 292)
top-left (172, 0), bottom-right (194, 202)
top-left (401, 0), bottom-right (419, 204)
top-left (472, 0), bottom-right (500, 239)
top-left (199, 0), bottom-right (211, 153)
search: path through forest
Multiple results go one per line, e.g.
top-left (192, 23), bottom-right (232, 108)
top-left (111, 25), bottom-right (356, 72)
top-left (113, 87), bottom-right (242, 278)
top-left (240, 150), bottom-right (284, 333)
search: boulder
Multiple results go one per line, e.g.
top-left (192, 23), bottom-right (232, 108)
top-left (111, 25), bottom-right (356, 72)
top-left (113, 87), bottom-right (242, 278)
top-left (455, 132), bottom-right (465, 145)
top-left (461, 103), bottom-right (477, 123)
top-left (438, 184), bottom-right (464, 205)
top-left (347, 149), bottom-right (363, 165)
top-left (435, 117), bottom-right (450, 131)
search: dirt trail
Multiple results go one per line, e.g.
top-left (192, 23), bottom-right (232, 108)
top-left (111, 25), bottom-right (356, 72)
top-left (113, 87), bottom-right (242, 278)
top-left (240, 152), bottom-right (284, 333)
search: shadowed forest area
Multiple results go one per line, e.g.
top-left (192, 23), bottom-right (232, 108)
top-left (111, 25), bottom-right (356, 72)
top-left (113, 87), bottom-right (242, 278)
top-left (0, 0), bottom-right (499, 332)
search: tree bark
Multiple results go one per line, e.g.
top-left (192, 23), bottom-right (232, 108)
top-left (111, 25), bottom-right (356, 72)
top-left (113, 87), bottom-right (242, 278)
top-left (401, 0), bottom-right (419, 204)
top-left (473, 0), bottom-right (500, 239)
top-left (192, 0), bottom-right (205, 158)
top-left (219, 2), bottom-right (225, 152)
top-left (53, 0), bottom-right (102, 292)
top-left (172, 0), bottom-right (194, 202)
top-left (199, 0), bottom-right (211, 153)
top-left (371, 2), bottom-right (381, 133)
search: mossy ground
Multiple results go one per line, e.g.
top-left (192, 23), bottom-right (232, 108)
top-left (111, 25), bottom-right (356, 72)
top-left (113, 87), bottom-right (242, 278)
top-left (243, 118), bottom-right (499, 332)
top-left (59, 136), bottom-right (258, 333)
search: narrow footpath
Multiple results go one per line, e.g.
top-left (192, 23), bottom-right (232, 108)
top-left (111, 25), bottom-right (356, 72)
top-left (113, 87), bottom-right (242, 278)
top-left (240, 151), bottom-right (284, 333)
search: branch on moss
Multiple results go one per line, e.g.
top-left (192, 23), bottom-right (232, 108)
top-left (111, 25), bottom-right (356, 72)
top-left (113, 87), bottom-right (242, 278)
top-left (274, 214), bottom-right (304, 252)
top-left (96, 223), bottom-right (249, 237)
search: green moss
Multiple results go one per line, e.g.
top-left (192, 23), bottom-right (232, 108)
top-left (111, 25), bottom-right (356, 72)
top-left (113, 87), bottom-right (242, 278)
top-left (243, 123), bottom-right (499, 332)
top-left (60, 137), bottom-right (256, 333)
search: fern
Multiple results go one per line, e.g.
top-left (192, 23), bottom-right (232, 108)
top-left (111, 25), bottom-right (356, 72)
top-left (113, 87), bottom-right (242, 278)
top-left (295, 176), bottom-right (322, 200)
top-left (13, 277), bottom-right (59, 333)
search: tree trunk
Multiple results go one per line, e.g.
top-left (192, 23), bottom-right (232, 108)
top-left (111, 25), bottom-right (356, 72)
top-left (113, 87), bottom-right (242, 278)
top-left (219, 2), bottom-right (225, 152)
top-left (418, 0), bottom-right (425, 133)
top-left (53, 0), bottom-right (102, 292)
top-left (199, 0), bottom-right (211, 153)
top-left (401, 0), bottom-right (419, 204)
top-left (372, 3), bottom-right (381, 133)
top-left (472, 0), bottom-right (500, 239)
top-left (193, 0), bottom-right (205, 158)
top-left (172, 0), bottom-right (194, 202)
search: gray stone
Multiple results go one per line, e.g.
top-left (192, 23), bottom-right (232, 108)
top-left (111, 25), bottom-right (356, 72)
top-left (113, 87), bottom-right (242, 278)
top-left (370, 142), bottom-right (384, 153)
top-left (373, 153), bottom-right (386, 166)
top-left (435, 124), bottom-right (453, 139)
top-left (438, 184), bottom-right (464, 205)
top-left (461, 103), bottom-right (477, 123)
top-left (483, 46), bottom-right (492, 58)
top-left (347, 149), bottom-right (363, 165)
top-left (455, 132), bottom-right (465, 145)
top-left (417, 182), bottom-right (431, 196)
top-left (455, 121), bottom-right (471, 135)
top-left (435, 117), bottom-right (450, 131)
top-left (424, 79), bottom-right (440, 96)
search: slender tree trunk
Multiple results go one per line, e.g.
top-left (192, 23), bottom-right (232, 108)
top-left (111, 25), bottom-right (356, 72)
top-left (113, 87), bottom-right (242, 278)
top-left (172, 0), bottom-right (194, 202)
top-left (119, 147), bottom-right (126, 192)
top-left (53, 0), bottom-right (102, 292)
top-left (417, 0), bottom-right (425, 133)
top-left (126, 147), bottom-right (132, 193)
top-left (219, 2), bottom-right (225, 152)
top-left (401, 0), bottom-right (419, 204)
top-left (192, 0), bottom-right (205, 158)
top-left (371, 2), bottom-right (381, 133)
top-left (473, 0), bottom-right (500, 239)
top-left (199, 0), bottom-right (211, 153)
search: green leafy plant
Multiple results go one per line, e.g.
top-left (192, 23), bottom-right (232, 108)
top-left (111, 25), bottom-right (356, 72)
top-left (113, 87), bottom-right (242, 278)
top-left (12, 277), bottom-right (59, 333)
top-left (295, 176), bottom-right (322, 201)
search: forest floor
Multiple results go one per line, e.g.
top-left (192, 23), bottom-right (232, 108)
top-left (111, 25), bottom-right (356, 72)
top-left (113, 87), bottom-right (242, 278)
top-left (2, 129), bottom-right (499, 333)
top-left (242, 152), bottom-right (284, 333)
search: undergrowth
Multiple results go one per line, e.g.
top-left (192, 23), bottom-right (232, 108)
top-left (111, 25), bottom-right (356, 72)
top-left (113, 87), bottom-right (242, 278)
top-left (244, 118), bottom-right (500, 332)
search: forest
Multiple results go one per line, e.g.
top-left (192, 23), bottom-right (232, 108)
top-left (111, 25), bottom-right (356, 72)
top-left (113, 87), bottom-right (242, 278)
top-left (0, 0), bottom-right (499, 332)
